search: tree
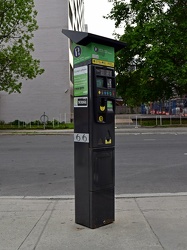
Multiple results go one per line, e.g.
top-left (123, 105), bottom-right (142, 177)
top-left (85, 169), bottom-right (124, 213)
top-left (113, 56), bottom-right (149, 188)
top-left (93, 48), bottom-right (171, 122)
top-left (106, 0), bottom-right (187, 106)
top-left (0, 0), bottom-right (44, 93)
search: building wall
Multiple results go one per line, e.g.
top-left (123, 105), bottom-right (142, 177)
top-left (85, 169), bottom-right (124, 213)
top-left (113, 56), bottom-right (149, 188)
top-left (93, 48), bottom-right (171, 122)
top-left (0, 0), bottom-right (84, 123)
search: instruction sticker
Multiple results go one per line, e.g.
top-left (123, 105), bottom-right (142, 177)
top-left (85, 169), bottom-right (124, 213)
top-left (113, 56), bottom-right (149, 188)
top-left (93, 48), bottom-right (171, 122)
top-left (74, 97), bottom-right (88, 108)
top-left (74, 66), bottom-right (88, 96)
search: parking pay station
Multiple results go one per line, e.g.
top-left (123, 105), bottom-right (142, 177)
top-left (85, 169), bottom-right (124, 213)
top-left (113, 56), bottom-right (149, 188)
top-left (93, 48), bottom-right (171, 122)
top-left (62, 30), bottom-right (126, 229)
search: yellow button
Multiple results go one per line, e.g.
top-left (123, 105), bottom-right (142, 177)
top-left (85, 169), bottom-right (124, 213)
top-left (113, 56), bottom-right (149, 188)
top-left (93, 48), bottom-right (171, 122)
top-left (100, 106), bottom-right (105, 111)
top-left (99, 116), bottom-right (103, 122)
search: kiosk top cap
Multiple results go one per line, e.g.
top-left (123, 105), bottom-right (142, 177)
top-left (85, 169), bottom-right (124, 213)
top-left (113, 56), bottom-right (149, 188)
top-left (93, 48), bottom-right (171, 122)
top-left (62, 29), bottom-right (126, 52)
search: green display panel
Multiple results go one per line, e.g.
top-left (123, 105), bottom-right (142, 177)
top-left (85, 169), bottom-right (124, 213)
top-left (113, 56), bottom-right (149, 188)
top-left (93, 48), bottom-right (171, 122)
top-left (74, 65), bottom-right (88, 96)
top-left (73, 43), bottom-right (115, 67)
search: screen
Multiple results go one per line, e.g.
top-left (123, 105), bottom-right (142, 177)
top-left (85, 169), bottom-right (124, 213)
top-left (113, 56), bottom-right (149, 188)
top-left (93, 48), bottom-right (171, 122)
top-left (107, 79), bottom-right (112, 89)
top-left (107, 100), bottom-right (113, 112)
top-left (96, 68), bottom-right (113, 77)
top-left (96, 77), bottom-right (104, 88)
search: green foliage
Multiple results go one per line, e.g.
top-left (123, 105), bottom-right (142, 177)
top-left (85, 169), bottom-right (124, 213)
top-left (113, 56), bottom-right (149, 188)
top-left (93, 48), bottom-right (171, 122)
top-left (0, 120), bottom-right (5, 125)
top-left (30, 120), bottom-right (41, 125)
top-left (139, 117), bottom-right (187, 127)
top-left (11, 119), bottom-right (25, 125)
top-left (106, 0), bottom-right (187, 106)
top-left (0, 0), bottom-right (44, 93)
top-left (0, 120), bottom-right (74, 130)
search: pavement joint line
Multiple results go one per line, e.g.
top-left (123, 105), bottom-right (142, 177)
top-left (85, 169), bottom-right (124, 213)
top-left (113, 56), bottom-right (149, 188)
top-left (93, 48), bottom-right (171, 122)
top-left (31, 201), bottom-right (58, 250)
top-left (1, 192), bottom-right (187, 200)
top-left (134, 198), bottom-right (165, 250)
top-left (17, 201), bottom-right (54, 250)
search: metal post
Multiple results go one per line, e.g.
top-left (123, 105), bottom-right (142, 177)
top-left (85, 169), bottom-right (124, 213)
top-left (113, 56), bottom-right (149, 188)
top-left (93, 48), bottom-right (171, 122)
top-left (135, 115), bottom-right (138, 128)
top-left (160, 115), bottom-right (162, 126)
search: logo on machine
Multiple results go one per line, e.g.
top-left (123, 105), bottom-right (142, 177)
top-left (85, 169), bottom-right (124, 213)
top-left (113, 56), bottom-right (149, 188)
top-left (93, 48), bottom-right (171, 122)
top-left (74, 97), bottom-right (88, 107)
top-left (74, 46), bottom-right (82, 57)
top-left (94, 47), bottom-right (98, 52)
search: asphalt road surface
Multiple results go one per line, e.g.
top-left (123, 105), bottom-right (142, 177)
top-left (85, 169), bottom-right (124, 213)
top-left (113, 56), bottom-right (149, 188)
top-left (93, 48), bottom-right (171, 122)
top-left (0, 132), bottom-right (187, 196)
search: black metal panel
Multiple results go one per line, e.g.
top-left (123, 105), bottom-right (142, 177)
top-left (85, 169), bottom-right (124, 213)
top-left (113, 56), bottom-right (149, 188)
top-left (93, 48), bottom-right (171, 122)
top-left (90, 188), bottom-right (115, 229)
top-left (91, 123), bottom-right (115, 148)
top-left (74, 107), bottom-right (89, 134)
top-left (62, 29), bottom-right (126, 52)
top-left (74, 143), bottom-right (90, 227)
top-left (89, 148), bottom-right (115, 191)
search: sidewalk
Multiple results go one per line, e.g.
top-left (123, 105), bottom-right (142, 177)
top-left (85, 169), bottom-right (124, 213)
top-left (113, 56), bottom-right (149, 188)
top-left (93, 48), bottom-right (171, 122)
top-left (1, 194), bottom-right (187, 250)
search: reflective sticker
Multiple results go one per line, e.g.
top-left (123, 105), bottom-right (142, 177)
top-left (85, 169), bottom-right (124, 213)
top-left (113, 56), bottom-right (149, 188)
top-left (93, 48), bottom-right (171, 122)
top-left (74, 133), bottom-right (89, 143)
top-left (105, 139), bottom-right (112, 144)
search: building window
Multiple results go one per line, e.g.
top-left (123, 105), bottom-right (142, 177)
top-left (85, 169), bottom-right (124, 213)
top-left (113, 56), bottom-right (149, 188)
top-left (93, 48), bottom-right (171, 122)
top-left (70, 65), bottom-right (74, 83)
top-left (69, 3), bottom-right (73, 26)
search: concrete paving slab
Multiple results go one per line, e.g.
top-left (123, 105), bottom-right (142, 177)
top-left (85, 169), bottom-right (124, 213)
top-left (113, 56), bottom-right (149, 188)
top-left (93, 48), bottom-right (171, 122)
top-left (18, 202), bottom-right (58, 250)
top-left (136, 196), bottom-right (187, 250)
top-left (1, 196), bottom-right (187, 250)
top-left (0, 200), bottom-right (51, 250)
top-left (20, 199), bottom-right (162, 250)
top-left (0, 199), bottom-right (51, 212)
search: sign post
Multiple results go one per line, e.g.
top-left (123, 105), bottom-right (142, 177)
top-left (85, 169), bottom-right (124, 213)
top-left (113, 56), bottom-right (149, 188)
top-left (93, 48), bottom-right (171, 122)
top-left (62, 30), bottom-right (126, 229)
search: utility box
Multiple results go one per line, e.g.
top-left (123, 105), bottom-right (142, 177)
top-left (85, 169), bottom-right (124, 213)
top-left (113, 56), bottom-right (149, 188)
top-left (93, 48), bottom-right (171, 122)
top-left (62, 30), bottom-right (126, 229)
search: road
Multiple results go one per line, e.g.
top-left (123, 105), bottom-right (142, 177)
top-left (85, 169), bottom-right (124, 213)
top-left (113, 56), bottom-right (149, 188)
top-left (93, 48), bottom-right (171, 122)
top-left (116, 132), bottom-right (187, 194)
top-left (0, 132), bottom-right (187, 196)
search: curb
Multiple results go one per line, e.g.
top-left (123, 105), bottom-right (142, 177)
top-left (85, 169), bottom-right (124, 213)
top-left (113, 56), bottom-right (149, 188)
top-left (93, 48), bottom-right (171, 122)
top-left (1, 192), bottom-right (187, 200)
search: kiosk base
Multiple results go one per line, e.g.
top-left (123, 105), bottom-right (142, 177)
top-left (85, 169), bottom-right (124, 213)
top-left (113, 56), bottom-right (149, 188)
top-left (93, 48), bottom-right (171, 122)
top-left (75, 188), bottom-right (114, 229)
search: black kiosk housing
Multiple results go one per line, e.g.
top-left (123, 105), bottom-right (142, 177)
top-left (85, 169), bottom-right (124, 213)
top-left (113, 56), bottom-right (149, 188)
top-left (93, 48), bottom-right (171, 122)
top-left (62, 30), bottom-right (126, 229)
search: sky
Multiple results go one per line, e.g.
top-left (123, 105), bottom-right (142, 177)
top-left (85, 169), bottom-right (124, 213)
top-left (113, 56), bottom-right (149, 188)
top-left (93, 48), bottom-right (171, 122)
top-left (84, 0), bottom-right (122, 39)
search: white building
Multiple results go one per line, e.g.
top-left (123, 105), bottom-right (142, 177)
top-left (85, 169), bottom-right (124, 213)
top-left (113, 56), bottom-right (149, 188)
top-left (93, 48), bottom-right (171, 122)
top-left (0, 0), bottom-right (85, 123)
